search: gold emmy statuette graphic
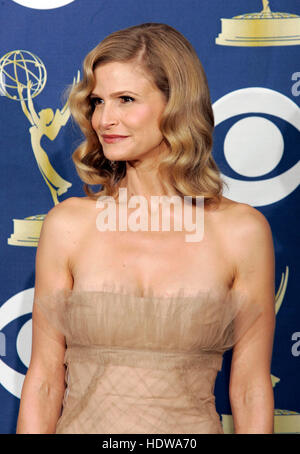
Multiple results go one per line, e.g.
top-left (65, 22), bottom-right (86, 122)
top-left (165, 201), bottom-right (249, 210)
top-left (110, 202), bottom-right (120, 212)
top-left (222, 266), bottom-right (300, 434)
top-left (216, 0), bottom-right (300, 47)
top-left (0, 50), bottom-right (79, 246)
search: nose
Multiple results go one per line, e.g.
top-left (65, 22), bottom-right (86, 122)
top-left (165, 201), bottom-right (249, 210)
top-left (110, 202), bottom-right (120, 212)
top-left (97, 102), bottom-right (118, 130)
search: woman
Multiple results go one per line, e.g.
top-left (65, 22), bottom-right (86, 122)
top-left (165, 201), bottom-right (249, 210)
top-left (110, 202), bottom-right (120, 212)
top-left (16, 23), bottom-right (275, 434)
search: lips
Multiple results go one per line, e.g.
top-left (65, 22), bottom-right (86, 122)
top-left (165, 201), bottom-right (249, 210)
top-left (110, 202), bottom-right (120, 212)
top-left (102, 134), bottom-right (129, 144)
top-left (102, 135), bottom-right (128, 138)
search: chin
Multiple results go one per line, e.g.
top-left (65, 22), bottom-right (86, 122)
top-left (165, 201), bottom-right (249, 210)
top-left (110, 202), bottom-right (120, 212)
top-left (103, 150), bottom-right (137, 162)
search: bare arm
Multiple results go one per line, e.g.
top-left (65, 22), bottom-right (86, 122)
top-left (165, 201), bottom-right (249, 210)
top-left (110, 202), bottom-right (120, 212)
top-left (228, 204), bottom-right (276, 434)
top-left (16, 199), bottom-right (75, 434)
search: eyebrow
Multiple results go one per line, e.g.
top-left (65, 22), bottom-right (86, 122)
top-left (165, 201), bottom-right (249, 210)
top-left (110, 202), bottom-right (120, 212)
top-left (90, 90), bottom-right (140, 97)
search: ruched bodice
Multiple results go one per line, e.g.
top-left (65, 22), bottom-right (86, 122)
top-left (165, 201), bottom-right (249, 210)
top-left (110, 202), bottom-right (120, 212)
top-left (34, 285), bottom-right (262, 434)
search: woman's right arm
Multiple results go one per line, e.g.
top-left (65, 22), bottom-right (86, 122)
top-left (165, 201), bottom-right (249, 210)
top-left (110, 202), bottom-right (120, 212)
top-left (16, 199), bottom-right (75, 434)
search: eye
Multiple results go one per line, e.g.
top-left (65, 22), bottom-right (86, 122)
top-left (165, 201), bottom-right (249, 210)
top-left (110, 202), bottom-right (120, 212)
top-left (89, 97), bottom-right (103, 110)
top-left (120, 95), bottom-right (134, 103)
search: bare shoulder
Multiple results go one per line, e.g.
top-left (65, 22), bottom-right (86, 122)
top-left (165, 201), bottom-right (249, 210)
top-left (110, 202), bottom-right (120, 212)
top-left (215, 196), bottom-right (273, 239)
top-left (46, 196), bottom-right (82, 215)
top-left (217, 197), bottom-right (275, 279)
top-left (36, 197), bottom-right (95, 281)
top-left (45, 196), bottom-right (91, 224)
top-left (236, 199), bottom-right (271, 239)
top-left (41, 197), bottom-right (91, 247)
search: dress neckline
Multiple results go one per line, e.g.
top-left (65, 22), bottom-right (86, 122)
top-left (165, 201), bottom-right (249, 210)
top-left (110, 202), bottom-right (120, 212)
top-left (66, 284), bottom-right (230, 302)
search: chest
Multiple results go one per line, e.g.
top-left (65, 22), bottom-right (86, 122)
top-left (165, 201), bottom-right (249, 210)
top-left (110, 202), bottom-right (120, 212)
top-left (70, 210), bottom-right (235, 295)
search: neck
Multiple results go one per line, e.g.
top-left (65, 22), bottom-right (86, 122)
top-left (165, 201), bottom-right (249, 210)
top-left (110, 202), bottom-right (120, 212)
top-left (116, 143), bottom-right (178, 203)
top-left (118, 163), bottom-right (178, 203)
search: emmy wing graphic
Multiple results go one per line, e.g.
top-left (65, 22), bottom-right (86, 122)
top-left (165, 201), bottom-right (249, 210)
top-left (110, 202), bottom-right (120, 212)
top-left (216, 0), bottom-right (300, 47)
top-left (0, 50), bottom-right (80, 246)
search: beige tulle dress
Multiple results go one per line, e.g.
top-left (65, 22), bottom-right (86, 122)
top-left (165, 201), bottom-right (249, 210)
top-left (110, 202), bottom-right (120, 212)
top-left (34, 283), bottom-right (262, 434)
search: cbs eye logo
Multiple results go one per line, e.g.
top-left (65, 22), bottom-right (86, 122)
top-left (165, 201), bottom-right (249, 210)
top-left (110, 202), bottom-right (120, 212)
top-left (0, 289), bottom-right (34, 398)
top-left (212, 87), bottom-right (300, 207)
top-left (12, 0), bottom-right (75, 9)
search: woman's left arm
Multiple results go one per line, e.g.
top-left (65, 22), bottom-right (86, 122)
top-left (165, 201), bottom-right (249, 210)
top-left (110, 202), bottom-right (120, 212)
top-left (228, 204), bottom-right (276, 434)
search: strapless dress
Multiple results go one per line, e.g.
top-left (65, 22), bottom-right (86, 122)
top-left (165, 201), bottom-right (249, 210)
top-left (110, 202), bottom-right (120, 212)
top-left (34, 284), bottom-right (262, 434)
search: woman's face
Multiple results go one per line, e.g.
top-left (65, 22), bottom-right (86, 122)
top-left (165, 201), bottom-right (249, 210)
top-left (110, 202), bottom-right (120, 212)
top-left (90, 61), bottom-right (167, 164)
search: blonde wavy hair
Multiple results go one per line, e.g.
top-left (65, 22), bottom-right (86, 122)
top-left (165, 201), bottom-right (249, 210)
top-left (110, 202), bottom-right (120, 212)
top-left (68, 22), bottom-right (225, 205)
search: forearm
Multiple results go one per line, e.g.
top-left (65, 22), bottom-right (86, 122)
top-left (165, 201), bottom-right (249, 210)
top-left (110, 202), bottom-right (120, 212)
top-left (16, 368), bottom-right (64, 434)
top-left (230, 384), bottom-right (274, 434)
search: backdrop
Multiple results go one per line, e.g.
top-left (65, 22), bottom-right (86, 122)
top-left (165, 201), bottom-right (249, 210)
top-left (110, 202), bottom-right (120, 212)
top-left (0, 0), bottom-right (299, 434)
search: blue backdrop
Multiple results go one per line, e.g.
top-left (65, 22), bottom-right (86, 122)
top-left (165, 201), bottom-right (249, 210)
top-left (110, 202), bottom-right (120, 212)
top-left (0, 0), bottom-right (299, 434)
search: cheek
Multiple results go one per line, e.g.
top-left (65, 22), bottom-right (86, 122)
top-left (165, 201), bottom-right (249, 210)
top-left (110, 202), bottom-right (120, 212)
top-left (128, 106), bottom-right (162, 131)
top-left (91, 112), bottom-right (98, 131)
